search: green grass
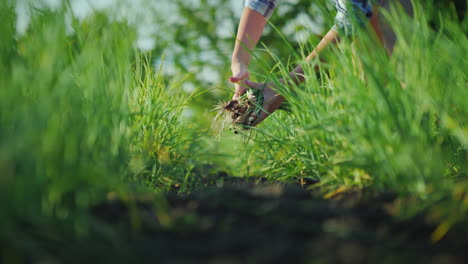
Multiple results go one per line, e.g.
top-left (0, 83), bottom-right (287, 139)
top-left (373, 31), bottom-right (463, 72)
top-left (0, 0), bottom-right (467, 260)
top-left (0, 1), bottom-right (217, 256)
top-left (241, 1), bottom-right (467, 221)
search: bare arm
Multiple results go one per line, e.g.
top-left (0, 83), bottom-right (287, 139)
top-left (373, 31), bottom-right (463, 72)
top-left (287, 29), bottom-right (340, 85)
top-left (230, 7), bottom-right (268, 98)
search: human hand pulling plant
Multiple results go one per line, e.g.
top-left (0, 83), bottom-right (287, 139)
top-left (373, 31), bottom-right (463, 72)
top-left (239, 80), bottom-right (285, 126)
top-left (227, 0), bottom-right (396, 128)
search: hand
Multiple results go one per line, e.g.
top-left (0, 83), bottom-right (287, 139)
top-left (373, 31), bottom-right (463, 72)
top-left (229, 62), bottom-right (250, 99)
top-left (242, 80), bottom-right (285, 126)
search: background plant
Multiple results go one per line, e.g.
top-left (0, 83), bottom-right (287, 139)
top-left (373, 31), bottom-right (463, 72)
top-left (0, 0), bottom-right (466, 260)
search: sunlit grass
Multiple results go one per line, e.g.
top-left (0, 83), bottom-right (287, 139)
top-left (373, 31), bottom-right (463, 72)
top-left (245, 2), bottom-right (467, 197)
top-left (0, 0), bottom-right (467, 259)
top-left (0, 1), bottom-right (213, 251)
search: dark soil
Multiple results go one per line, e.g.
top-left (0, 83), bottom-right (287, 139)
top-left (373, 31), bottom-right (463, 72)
top-left (17, 179), bottom-right (468, 264)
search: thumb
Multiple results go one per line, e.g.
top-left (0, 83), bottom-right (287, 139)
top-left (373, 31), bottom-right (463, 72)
top-left (229, 71), bottom-right (249, 83)
top-left (229, 76), bottom-right (241, 83)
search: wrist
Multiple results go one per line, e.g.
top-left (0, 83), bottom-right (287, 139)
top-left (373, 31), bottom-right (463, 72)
top-left (231, 61), bottom-right (248, 74)
top-left (231, 55), bottom-right (249, 68)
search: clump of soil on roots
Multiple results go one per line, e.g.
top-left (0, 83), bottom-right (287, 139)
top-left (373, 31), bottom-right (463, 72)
top-left (213, 89), bottom-right (264, 134)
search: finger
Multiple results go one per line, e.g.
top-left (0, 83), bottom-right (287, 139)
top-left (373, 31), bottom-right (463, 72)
top-left (229, 72), bottom-right (249, 83)
top-left (241, 80), bottom-right (264, 90)
top-left (232, 85), bottom-right (247, 99)
top-left (229, 76), bottom-right (241, 83)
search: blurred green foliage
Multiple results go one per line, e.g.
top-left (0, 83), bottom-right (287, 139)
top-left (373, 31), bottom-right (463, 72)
top-left (0, 0), bottom-right (467, 261)
top-left (0, 0), bottom-right (220, 256)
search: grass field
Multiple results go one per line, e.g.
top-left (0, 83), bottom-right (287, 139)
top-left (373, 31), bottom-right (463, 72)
top-left (0, 0), bottom-right (467, 263)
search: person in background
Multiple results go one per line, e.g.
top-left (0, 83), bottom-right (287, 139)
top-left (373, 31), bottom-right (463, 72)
top-left (229, 0), bottom-right (412, 126)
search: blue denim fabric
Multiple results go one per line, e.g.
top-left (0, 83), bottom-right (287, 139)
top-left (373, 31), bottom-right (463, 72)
top-left (245, 0), bottom-right (373, 35)
top-left (333, 0), bottom-right (373, 35)
top-left (245, 0), bottom-right (278, 19)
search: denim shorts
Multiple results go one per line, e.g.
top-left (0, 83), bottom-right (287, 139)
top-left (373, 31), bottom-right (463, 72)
top-left (332, 0), bottom-right (373, 35)
top-left (245, 0), bottom-right (373, 36)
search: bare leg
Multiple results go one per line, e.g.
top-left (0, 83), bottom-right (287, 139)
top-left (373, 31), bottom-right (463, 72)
top-left (373, 0), bottom-right (414, 56)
